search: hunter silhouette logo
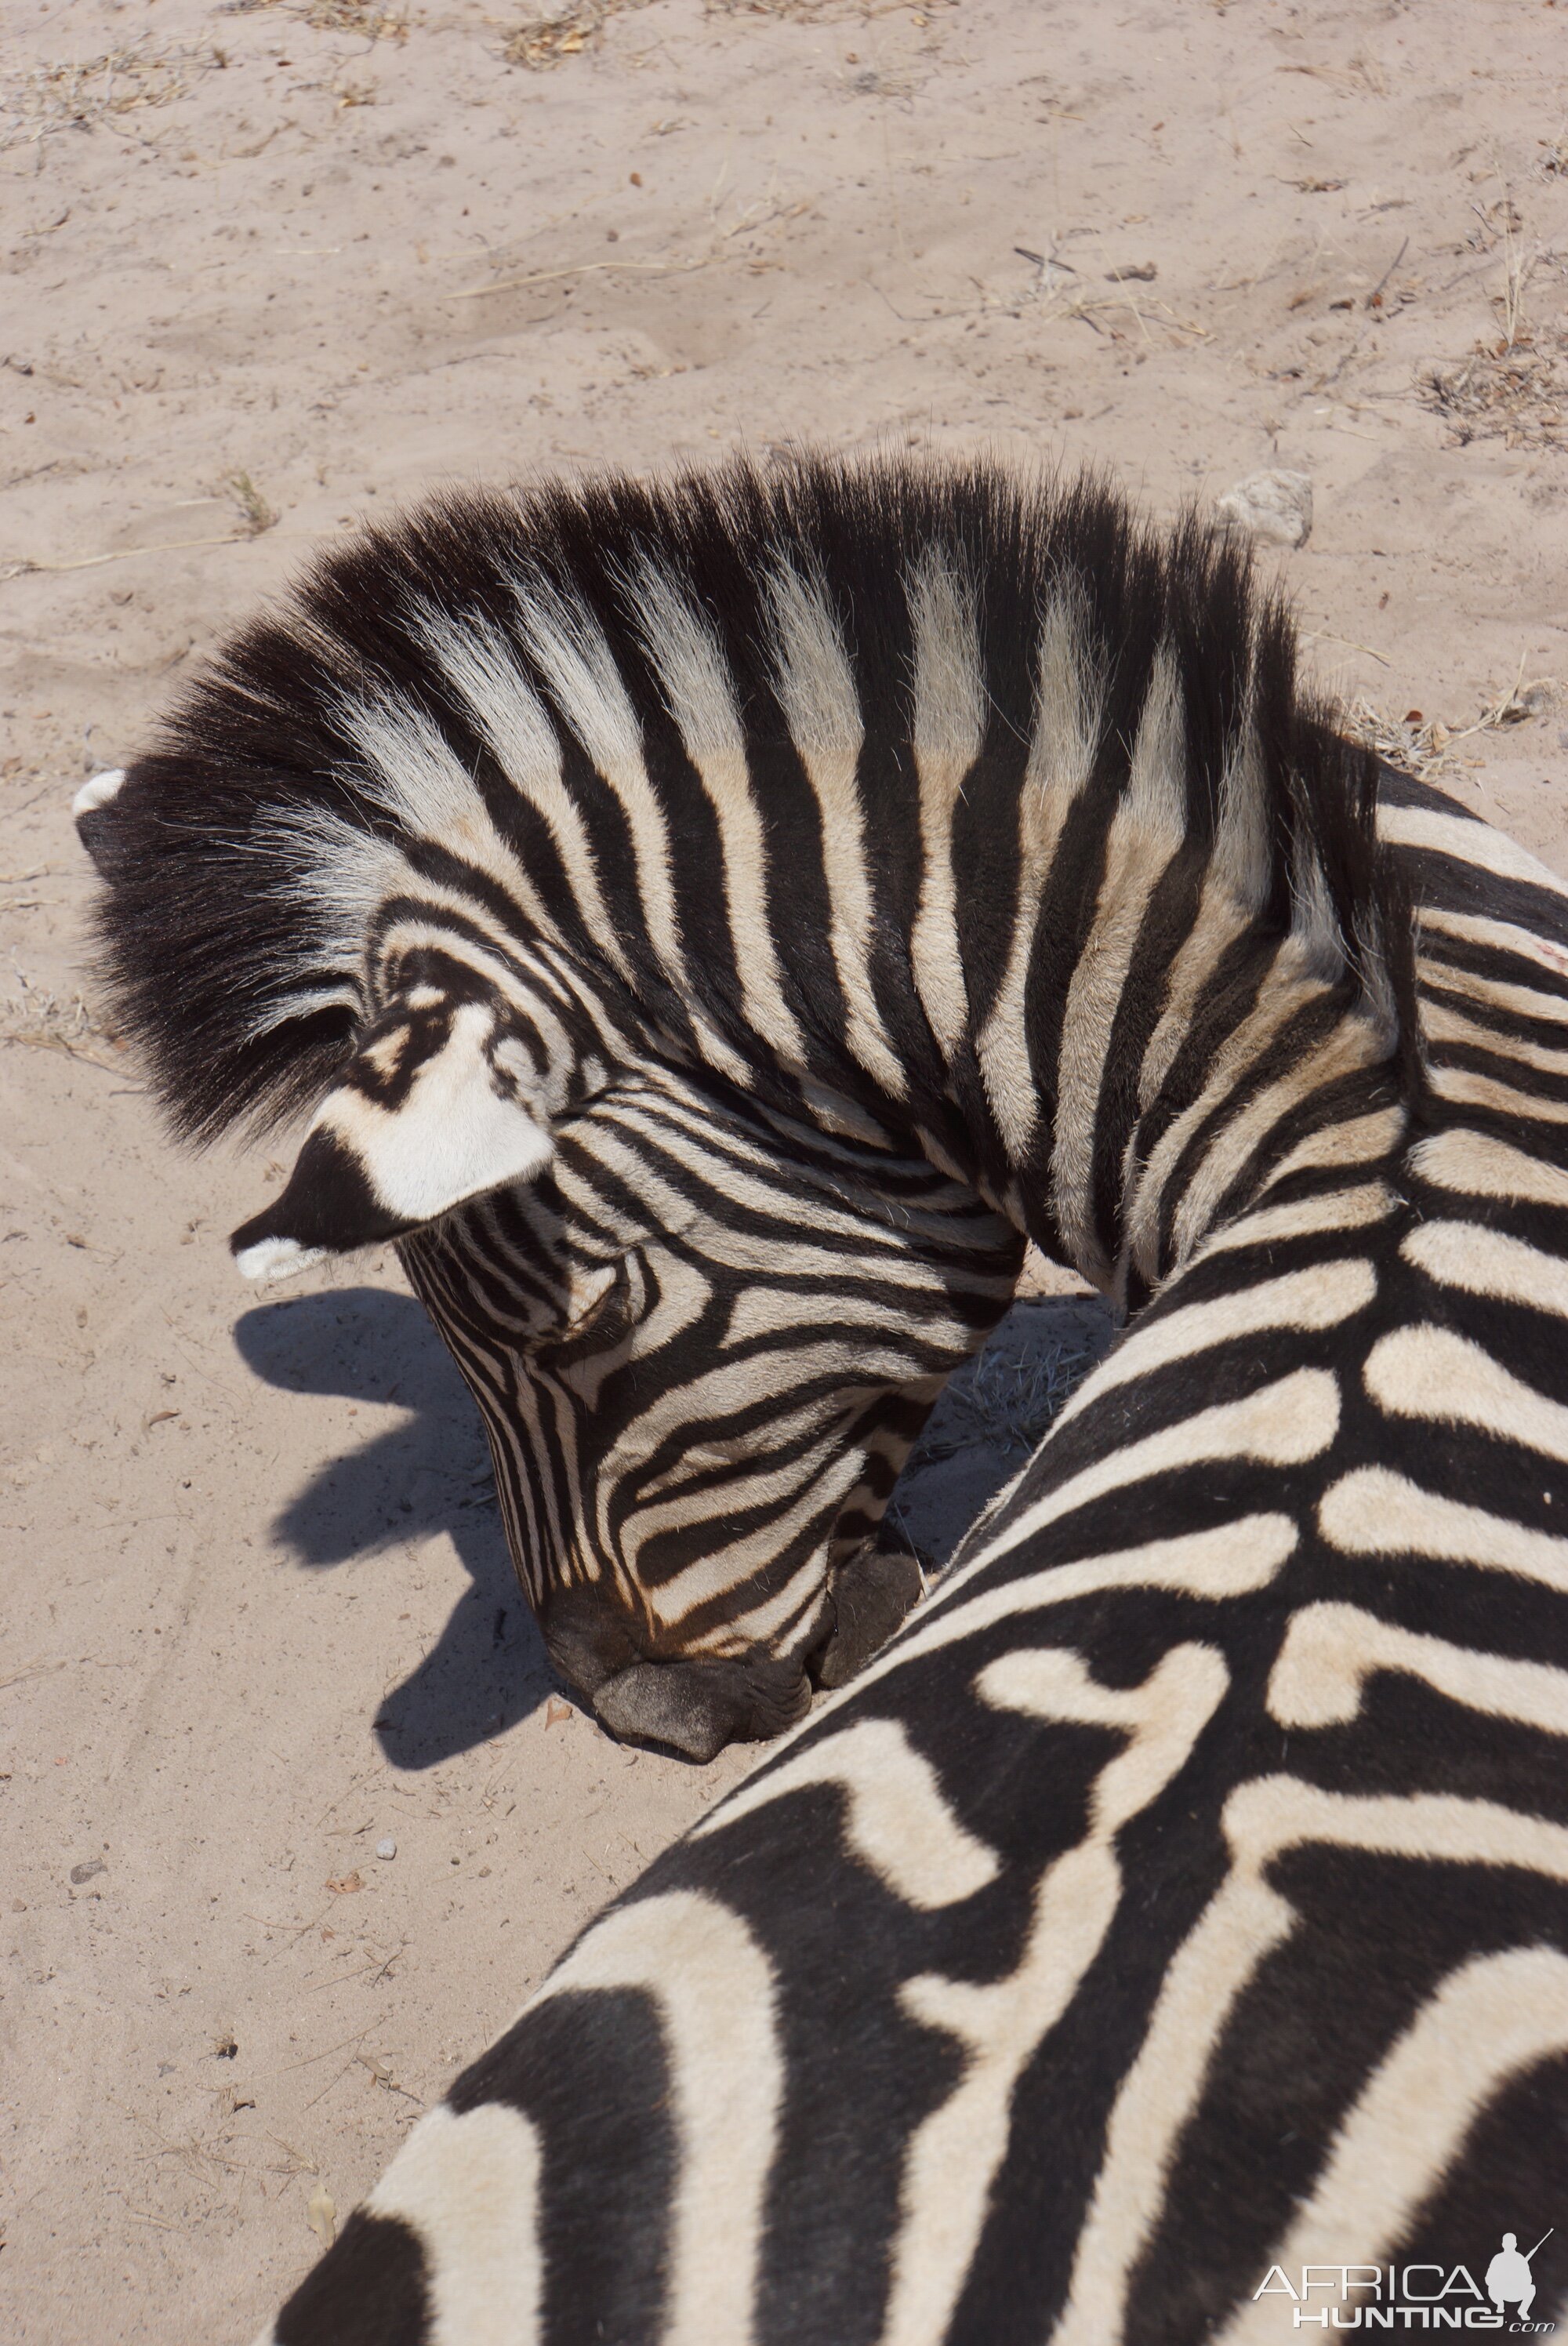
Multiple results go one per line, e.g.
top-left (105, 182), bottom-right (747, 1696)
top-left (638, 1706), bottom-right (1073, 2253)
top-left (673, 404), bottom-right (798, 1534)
top-left (1252, 2228), bottom-right (1556, 2330)
top-left (1488, 2235), bottom-right (1552, 2324)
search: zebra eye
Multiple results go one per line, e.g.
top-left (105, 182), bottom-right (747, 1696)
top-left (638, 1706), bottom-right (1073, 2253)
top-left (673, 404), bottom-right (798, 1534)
top-left (545, 1261), bottom-right (640, 1363)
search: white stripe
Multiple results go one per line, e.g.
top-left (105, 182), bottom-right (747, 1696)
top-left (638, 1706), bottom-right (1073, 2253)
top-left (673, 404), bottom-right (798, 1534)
top-left (1195, 1179), bottom-right (1394, 1258)
top-left (1403, 1217), bottom-right (1568, 1318)
top-left (765, 561), bottom-right (906, 1095)
top-left (1057, 1259), bottom-right (1376, 1428)
top-left (633, 557), bottom-right (807, 1059)
top-left (527, 1891), bottom-right (780, 2346)
top-left (907, 546), bottom-right (983, 1054)
top-left (1417, 939), bottom-right (1568, 1028)
top-left (1380, 800), bottom-right (1568, 900)
top-left (961, 1367), bottom-right (1339, 1585)
top-left (1319, 1467), bottom-right (1568, 1590)
top-left (1429, 1060), bottom-right (1568, 1124)
top-left (1409, 1123), bottom-right (1568, 1211)
top-left (1269, 1600), bottom-right (1568, 1734)
top-left (977, 590), bottom-right (1102, 1158)
top-left (1364, 1321), bottom-right (1568, 1465)
top-left (366, 2102), bottom-right (543, 2346)
top-left (695, 1717), bottom-right (999, 1910)
top-left (1425, 994), bottom-right (1568, 1078)
top-left (1417, 901), bottom-right (1568, 990)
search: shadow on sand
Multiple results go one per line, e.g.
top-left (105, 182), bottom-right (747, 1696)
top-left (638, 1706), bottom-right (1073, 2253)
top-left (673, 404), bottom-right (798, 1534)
top-left (233, 1286), bottom-right (555, 1770)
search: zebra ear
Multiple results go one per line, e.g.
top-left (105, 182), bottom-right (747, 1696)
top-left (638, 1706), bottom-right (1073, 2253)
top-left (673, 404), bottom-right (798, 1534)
top-left (230, 1003), bottom-right (554, 1280)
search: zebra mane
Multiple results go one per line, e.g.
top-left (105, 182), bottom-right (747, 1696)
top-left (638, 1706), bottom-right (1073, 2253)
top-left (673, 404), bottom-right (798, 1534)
top-left (85, 453), bottom-right (1413, 1144)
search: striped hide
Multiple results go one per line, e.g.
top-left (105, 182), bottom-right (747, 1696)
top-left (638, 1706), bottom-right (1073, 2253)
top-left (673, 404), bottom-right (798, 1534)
top-left (256, 763), bottom-right (1568, 2344)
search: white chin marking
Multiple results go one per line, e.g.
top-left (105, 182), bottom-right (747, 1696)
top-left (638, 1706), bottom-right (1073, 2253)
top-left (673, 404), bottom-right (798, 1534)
top-left (234, 1235), bottom-right (331, 1284)
top-left (73, 768), bottom-right (127, 818)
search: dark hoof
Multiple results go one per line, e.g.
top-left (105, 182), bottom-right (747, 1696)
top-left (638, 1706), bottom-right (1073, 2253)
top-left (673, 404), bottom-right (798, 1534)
top-left (815, 1545), bottom-right (925, 1690)
top-left (592, 1654), bottom-right (812, 1763)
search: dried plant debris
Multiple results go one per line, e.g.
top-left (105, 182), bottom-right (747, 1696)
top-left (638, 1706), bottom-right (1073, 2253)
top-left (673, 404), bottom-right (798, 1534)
top-left (0, 40), bottom-right (226, 153)
top-left (298, 0), bottom-right (407, 34)
top-left (708, 0), bottom-right (948, 17)
top-left (225, 472), bottom-right (278, 536)
top-left (504, 0), bottom-right (946, 59)
top-left (503, 1), bottom-right (651, 67)
top-left (216, 0), bottom-right (406, 32)
top-left (0, 976), bottom-right (123, 1071)
top-left (1417, 335), bottom-right (1566, 448)
top-left (1344, 670), bottom-right (1559, 785)
top-left (1342, 698), bottom-right (1464, 786)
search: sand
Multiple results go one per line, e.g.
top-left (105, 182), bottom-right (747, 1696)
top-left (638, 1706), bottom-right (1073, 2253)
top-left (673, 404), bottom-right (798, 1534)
top-left (2, 0), bottom-right (1566, 2334)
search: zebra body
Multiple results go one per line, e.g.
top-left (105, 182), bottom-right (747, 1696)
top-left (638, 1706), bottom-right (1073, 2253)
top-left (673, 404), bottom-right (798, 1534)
top-left (78, 458), bottom-right (1398, 1750)
top-left (260, 766), bottom-right (1568, 2343)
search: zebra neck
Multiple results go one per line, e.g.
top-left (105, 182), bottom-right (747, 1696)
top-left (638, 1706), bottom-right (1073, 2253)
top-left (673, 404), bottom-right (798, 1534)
top-left (1022, 917), bottom-right (1406, 1306)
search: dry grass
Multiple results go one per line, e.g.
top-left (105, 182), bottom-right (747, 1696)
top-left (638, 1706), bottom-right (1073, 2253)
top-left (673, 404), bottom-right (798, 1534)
top-left (503, 2), bottom-right (654, 67)
top-left (707, 0), bottom-right (949, 18)
top-left (1417, 336), bottom-right (1566, 448)
top-left (911, 1309), bottom-right (1111, 1470)
top-left (216, 0), bottom-right (408, 35)
top-left (297, 0), bottom-right (408, 36)
top-left (502, 0), bottom-right (941, 55)
top-left (0, 975), bottom-right (124, 1073)
top-left (1418, 188), bottom-right (1563, 448)
top-left (225, 472), bottom-right (278, 536)
top-left (0, 39), bottom-right (226, 154)
top-left (1344, 668), bottom-right (1559, 785)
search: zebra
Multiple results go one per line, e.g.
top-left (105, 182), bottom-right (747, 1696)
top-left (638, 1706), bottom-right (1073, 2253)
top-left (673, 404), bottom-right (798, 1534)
top-left (215, 556), bottom-right (1568, 2332)
top-left (77, 456), bottom-right (1567, 2327)
top-left (76, 458), bottom-right (1395, 1758)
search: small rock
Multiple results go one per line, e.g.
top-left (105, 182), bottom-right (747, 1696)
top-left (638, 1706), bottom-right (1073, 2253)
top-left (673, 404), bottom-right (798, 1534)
top-left (69, 1858), bottom-right (106, 1886)
top-left (1214, 470), bottom-right (1313, 549)
top-left (376, 1836), bottom-right (397, 1861)
top-left (1105, 260), bottom-right (1156, 282)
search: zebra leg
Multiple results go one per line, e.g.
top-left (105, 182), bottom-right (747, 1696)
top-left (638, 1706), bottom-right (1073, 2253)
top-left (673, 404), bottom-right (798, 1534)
top-left (812, 1540), bottom-right (925, 1690)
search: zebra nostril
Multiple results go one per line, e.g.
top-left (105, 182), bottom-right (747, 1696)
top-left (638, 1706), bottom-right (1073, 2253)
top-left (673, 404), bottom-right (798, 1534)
top-left (593, 1653), bottom-right (812, 1763)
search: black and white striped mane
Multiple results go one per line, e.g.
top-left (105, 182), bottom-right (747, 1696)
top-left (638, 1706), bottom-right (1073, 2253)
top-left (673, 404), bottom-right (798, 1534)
top-left (85, 456), bottom-right (1412, 1167)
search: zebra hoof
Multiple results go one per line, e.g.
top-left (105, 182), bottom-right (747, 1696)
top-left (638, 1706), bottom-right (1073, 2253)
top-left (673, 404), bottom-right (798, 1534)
top-left (592, 1655), bottom-right (811, 1763)
top-left (814, 1545), bottom-right (925, 1690)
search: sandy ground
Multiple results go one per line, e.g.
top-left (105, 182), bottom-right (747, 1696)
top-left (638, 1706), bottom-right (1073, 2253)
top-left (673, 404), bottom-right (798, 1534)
top-left (2, 0), bottom-right (1567, 2335)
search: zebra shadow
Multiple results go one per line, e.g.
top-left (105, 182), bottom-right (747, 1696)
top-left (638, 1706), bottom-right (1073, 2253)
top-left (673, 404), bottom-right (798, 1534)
top-left (233, 1286), bottom-right (556, 1770)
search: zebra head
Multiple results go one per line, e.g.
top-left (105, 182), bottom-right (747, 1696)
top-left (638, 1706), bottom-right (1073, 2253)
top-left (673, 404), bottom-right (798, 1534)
top-left (397, 1080), bottom-right (1023, 1761)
